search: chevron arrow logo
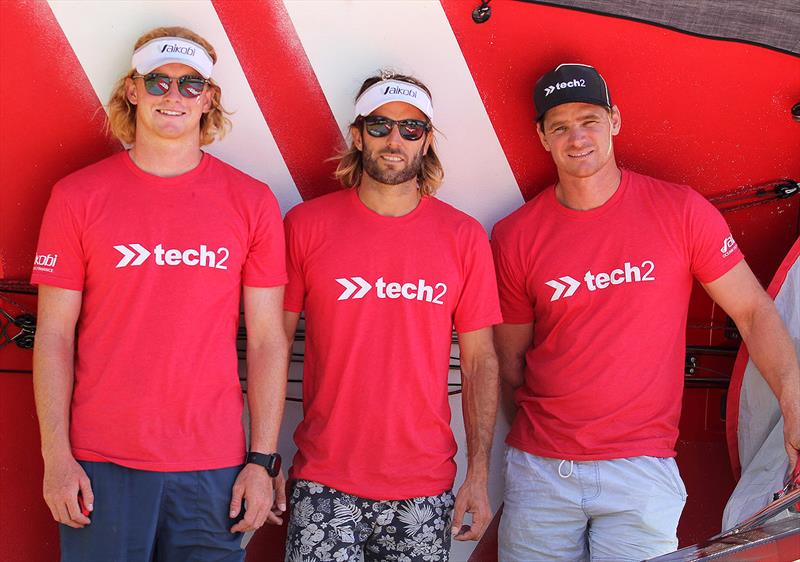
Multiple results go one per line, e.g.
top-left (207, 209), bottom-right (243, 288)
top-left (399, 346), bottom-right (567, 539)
top-left (545, 276), bottom-right (580, 301)
top-left (335, 276), bottom-right (372, 300)
top-left (113, 243), bottom-right (151, 268)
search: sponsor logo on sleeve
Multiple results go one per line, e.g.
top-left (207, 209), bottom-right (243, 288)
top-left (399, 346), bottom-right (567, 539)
top-left (720, 235), bottom-right (737, 258)
top-left (33, 253), bottom-right (58, 273)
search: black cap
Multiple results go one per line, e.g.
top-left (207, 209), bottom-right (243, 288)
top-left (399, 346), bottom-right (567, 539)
top-left (534, 63), bottom-right (612, 121)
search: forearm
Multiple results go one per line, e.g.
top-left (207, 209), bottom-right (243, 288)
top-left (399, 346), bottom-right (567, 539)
top-left (461, 350), bottom-right (499, 481)
top-left (33, 331), bottom-right (76, 460)
top-left (739, 301), bottom-right (800, 423)
top-left (246, 339), bottom-right (289, 452)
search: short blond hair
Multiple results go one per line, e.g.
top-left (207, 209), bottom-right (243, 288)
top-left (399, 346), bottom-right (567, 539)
top-left (106, 26), bottom-right (231, 146)
top-left (333, 72), bottom-right (444, 196)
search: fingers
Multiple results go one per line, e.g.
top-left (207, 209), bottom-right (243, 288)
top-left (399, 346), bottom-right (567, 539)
top-left (229, 474), bottom-right (248, 519)
top-left (231, 500), bottom-right (268, 533)
top-left (274, 471), bottom-right (287, 513)
top-left (79, 476), bottom-right (95, 514)
top-left (450, 498), bottom-right (466, 538)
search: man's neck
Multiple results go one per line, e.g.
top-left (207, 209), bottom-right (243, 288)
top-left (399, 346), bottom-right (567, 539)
top-left (128, 137), bottom-right (204, 178)
top-left (555, 163), bottom-right (622, 211)
top-left (357, 176), bottom-right (421, 217)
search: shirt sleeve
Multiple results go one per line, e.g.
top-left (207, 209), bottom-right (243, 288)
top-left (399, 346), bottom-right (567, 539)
top-left (242, 187), bottom-right (288, 288)
top-left (685, 189), bottom-right (744, 284)
top-left (282, 209), bottom-right (305, 313)
top-left (30, 181), bottom-right (86, 291)
top-left (490, 225), bottom-right (534, 324)
top-left (453, 222), bottom-right (503, 334)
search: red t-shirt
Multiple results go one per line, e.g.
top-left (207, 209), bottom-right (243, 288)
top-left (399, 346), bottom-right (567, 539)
top-left (31, 151), bottom-right (286, 472)
top-left (284, 188), bottom-right (502, 499)
top-left (491, 170), bottom-right (744, 460)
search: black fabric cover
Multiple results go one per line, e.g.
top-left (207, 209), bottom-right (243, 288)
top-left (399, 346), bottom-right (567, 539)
top-left (519, 1), bottom-right (800, 56)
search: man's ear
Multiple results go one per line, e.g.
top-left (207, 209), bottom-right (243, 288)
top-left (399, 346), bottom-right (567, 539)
top-left (536, 121), bottom-right (551, 152)
top-left (610, 105), bottom-right (621, 136)
top-left (352, 124), bottom-right (363, 151)
top-left (125, 77), bottom-right (138, 105)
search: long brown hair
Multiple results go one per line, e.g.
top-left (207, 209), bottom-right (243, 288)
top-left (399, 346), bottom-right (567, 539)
top-left (106, 26), bottom-right (231, 146)
top-left (333, 72), bottom-right (444, 196)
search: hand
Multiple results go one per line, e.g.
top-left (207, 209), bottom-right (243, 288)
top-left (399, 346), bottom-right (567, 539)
top-left (451, 477), bottom-right (492, 541)
top-left (42, 453), bottom-right (93, 528)
top-left (229, 464), bottom-right (285, 533)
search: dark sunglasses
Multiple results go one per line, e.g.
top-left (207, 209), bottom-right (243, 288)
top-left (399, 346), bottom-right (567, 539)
top-left (362, 116), bottom-right (431, 141)
top-left (132, 73), bottom-right (209, 98)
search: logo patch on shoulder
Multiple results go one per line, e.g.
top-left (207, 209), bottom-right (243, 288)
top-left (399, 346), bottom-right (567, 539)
top-left (720, 235), bottom-right (737, 258)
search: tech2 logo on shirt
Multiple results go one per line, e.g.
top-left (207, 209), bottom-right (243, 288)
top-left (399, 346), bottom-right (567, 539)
top-left (113, 243), bottom-right (230, 270)
top-left (335, 276), bottom-right (447, 305)
top-left (545, 259), bottom-right (655, 301)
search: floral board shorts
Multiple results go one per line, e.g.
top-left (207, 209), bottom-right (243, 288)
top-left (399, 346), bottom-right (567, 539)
top-left (285, 479), bottom-right (455, 562)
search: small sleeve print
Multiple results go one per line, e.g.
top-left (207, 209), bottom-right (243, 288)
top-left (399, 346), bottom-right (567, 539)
top-left (30, 182), bottom-right (86, 291)
top-left (686, 190), bottom-right (744, 284)
top-left (243, 188), bottom-right (288, 288)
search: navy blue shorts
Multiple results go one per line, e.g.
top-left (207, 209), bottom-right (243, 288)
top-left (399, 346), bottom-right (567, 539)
top-left (60, 461), bottom-right (246, 562)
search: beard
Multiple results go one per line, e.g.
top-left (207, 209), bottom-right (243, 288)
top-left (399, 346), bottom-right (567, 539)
top-left (361, 146), bottom-right (424, 186)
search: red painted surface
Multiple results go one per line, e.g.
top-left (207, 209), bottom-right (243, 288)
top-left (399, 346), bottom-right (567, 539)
top-left (212, 0), bottom-right (344, 202)
top-left (1, 1), bottom-right (798, 560)
top-left (0, 2), bottom-right (120, 282)
top-left (0, 2), bottom-right (119, 559)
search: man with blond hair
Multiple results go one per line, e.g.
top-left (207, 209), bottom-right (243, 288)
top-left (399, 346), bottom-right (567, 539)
top-left (32, 26), bottom-right (288, 560)
top-left (283, 71), bottom-right (501, 561)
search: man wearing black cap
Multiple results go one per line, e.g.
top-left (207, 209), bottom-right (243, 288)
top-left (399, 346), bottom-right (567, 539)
top-left (31, 26), bottom-right (288, 560)
top-left (491, 63), bottom-right (800, 560)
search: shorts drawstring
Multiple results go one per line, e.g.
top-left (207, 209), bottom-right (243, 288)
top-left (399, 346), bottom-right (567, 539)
top-left (558, 459), bottom-right (574, 478)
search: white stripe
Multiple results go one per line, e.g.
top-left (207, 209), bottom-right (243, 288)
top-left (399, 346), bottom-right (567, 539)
top-left (47, 0), bottom-right (301, 214)
top-left (283, 0), bottom-right (523, 232)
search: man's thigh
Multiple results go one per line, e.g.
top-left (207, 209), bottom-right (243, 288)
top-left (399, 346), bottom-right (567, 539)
top-left (285, 480), bottom-right (369, 561)
top-left (587, 456), bottom-right (686, 561)
top-left (59, 462), bottom-right (245, 562)
top-left (498, 447), bottom-right (589, 562)
top-left (60, 461), bottom-right (162, 562)
top-left (156, 465), bottom-right (245, 562)
top-left (364, 489), bottom-right (454, 562)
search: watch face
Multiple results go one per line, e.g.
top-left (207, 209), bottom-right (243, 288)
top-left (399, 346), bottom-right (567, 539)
top-left (270, 454), bottom-right (282, 477)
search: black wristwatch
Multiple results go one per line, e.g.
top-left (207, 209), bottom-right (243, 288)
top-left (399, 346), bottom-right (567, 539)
top-left (245, 452), bottom-right (282, 477)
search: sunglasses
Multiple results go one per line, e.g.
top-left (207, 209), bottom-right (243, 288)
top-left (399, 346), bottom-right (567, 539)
top-left (133, 73), bottom-right (209, 98)
top-left (362, 116), bottom-right (431, 141)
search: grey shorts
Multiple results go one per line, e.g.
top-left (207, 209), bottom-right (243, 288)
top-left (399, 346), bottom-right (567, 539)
top-left (499, 447), bottom-right (687, 562)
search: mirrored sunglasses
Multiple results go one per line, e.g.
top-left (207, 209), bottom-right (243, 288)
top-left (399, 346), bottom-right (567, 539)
top-left (362, 116), bottom-right (431, 141)
top-left (133, 73), bottom-right (209, 98)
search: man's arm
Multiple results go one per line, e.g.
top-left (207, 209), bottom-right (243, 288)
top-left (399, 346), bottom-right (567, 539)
top-left (703, 260), bottom-right (800, 471)
top-left (493, 322), bottom-right (533, 426)
top-left (33, 284), bottom-right (92, 528)
top-left (451, 326), bottom-right (499, 541)
top-left (229, 285), bottom-right (290, 532)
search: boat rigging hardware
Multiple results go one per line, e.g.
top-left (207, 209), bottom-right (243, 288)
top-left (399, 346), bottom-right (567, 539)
top-left (709, 179), bottom-right (799, 213)
top-left (0, 309), bottom-right (36, 350)
top-left (472, 0), bottom-right (492, 23)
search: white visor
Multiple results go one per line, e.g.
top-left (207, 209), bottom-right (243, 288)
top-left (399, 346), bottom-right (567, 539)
top-left (132, 37), bottom-right (214, 79)
top-left (354, 79), bottom-right (433, 120)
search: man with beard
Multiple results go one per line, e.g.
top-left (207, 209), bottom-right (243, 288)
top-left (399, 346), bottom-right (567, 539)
top-left (282, 72), bottom-right (502, 561)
